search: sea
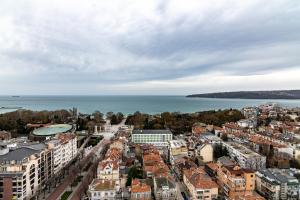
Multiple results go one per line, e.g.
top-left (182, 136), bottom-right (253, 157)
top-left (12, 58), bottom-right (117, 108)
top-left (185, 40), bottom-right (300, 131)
top-left (1, 95), bottom-right (300, 115)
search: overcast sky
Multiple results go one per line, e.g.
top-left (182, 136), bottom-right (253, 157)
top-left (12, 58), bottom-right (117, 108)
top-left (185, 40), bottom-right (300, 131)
top-left (0, 0), bottom-right (300, 95)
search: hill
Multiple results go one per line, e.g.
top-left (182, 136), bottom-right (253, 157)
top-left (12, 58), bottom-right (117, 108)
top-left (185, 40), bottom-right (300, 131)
top-left (187, 90), bottom-right (300, 99)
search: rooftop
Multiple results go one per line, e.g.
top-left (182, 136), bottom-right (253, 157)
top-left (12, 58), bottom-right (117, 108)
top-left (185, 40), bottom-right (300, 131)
top-left (169, 140), bottom-right (187, 148)
top-left (155, 177), bottom-right (176, 190)
top-left (32, 124), bottom-right (73, 136)
top-left (131, 179), bottom-right (151, 193)
top-left (184, 168), bottom-right (218, 189)
top-left (0, 147), bottom-right (40, 163)
top-left (225, 142), bottom-right (263, 158)
top-left (90, 179), bottom-right (117, 191)
top-left (132, 129), bottom-right (172, 135)
top-left (257, 168), bottom-right (299, 185)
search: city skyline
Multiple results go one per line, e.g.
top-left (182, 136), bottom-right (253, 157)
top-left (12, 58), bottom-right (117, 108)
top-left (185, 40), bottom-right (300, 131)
top-left (0, 0), bottom-right (300, 95)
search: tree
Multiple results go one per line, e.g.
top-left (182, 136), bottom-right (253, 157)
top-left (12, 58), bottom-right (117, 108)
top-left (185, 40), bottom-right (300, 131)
top-left (126, 166), bottom-right (143, 186)
top-left (214, 144), bottom-right (229, 159)
top-left (221, 133), bottom-right (228, 141)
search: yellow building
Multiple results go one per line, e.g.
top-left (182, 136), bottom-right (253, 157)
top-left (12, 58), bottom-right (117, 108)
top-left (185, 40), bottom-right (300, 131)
top-left (169, 140), bottom-right (188, 164)
top-left (217, 165), bottom-right (256, 199)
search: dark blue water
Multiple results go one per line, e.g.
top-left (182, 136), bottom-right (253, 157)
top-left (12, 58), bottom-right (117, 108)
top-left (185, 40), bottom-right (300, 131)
top-left (0, 95), bottom-right (300, 114)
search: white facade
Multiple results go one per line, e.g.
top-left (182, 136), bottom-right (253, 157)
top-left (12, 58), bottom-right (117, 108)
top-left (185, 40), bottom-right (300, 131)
top-left (237, 118), bottom-right (257, 129)
top-left (195, 144), bottom-right (213, 163)
top-left (89, 179), bottom-right (120, 200)
top-left (132, 130), bottom-right (173, 146)
top-left (223, 142), bottom-right (266, 170)
top-left (47, 133), bottom-right (77, 174)
top-left (0, 146), bottom-right (52, 200)
top-left (97, 161), bottom-right (119, 180)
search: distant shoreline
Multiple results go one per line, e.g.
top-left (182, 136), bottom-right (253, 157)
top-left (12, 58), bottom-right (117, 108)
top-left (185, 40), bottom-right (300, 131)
top-left (186, 90), bottom-right (300, 100)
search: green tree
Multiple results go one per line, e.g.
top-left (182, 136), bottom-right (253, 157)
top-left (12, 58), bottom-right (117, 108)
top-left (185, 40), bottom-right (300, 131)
top-left (126, 166), bottom-right (143, 186)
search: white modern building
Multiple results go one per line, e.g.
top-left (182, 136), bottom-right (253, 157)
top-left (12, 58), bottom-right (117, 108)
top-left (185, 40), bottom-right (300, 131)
top-left (47, 133), bottom-right (77, 174)
top-left (131, 130), bottom-right (173, 146)
top-left (256, 168), bottom-right (300, 200)
top-left (223, 142), bottom-right (266, 170)
top-left (237, 118), bottom-right (258, 129)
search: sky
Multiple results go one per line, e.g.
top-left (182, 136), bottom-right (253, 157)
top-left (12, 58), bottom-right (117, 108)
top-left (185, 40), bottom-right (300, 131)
top-left (0, 0), bottom-right (300, 95)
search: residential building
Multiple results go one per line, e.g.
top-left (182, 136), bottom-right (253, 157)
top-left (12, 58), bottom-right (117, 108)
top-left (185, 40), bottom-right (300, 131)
top-left (131, 179), bottom-right (151, 200)
top-left (195, 143), bottom-right (213, 163)
top-left (57, 133), bottom-right (77, 167)
top-left (0, 145), bottom-right (52, 200)
top-left (46, 139), bottom-right (62, 174)
top-left (223, 142), bottom-right (266, 170)
top-left (217, 165), bottom-right (256, 199)
top-left (173, 157), bottom-right (197, 180)
top-left (153, 176), bottom-right (177, 200)
top-left (97, 161), bottom-right (119, 180)
top-left (183, 167), bottom-right (218, 200)
top-left (199, 133), bottom-right (223, 146)
top-left (242, 107), bottom-right (259, 119)
top-left (88, 179), bottom-right (120, 200)
top-left (168, 140), bottom-right (188, 164)
top-left (237, 118), bottom-right (258, 129)
top-left (131, 130), bottom-right (173, 146)
top-left (256, 168), bottom-right (300, 200)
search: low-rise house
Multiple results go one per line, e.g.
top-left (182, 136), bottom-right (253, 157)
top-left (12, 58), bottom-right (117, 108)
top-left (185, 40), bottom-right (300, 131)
top-left (131, 179), bottom-right (151, 200)
top-left (256, 168), bottom-right (300, 200)
top-left (173, 157), bottom-right (197, 180)
top-left (97, 160), bottom-right (120, 180)
top-left (183, 168), bottom-right (218, 200)
top-left (153, 176), bottom-right (177, 200)
top-left (143, 151), bottom-right (169, 178)
top-left (192, 123), bottom-right (207, 136)
top-left (88, 179), bottom-right (120, 200)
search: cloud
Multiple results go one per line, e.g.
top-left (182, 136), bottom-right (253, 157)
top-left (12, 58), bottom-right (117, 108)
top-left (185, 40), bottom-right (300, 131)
top-left (0, 0), bottom-right (300, 94)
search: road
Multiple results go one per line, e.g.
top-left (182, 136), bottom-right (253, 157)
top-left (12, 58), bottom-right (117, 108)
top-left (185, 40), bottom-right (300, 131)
top-left (44, 119), bottom-right (125, 200)
top-left (69, 119), bottom-right (126, 200)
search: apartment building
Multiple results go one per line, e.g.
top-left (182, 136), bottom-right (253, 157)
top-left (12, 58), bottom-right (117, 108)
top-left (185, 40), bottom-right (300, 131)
top-left (0, 145), bottom-right (52, 200)
top-left (153, 176), bottom-right (177, 200)
top-left (57, 133), bottom-right (77, 167)
top-left (256, 168), bottom-right (300, 200)
top-left (242, 107), bottom-right (259, 119)
top-left (131, 130), bottom-right (173, 146)
top-left (237, 118), bottom-right (258, 129)
top-left (194, 143), bottom-right (213, 163)
top-left (131, 179), bottom-right (151, 200)
top-left (217, 165), bottom-right (256, 199)
top-left (223, 142), bottom-right (266, 170)
top-left (47, 139), bottom-right (62, 174)
top-left (183, 167), bottom-right (218, 200)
